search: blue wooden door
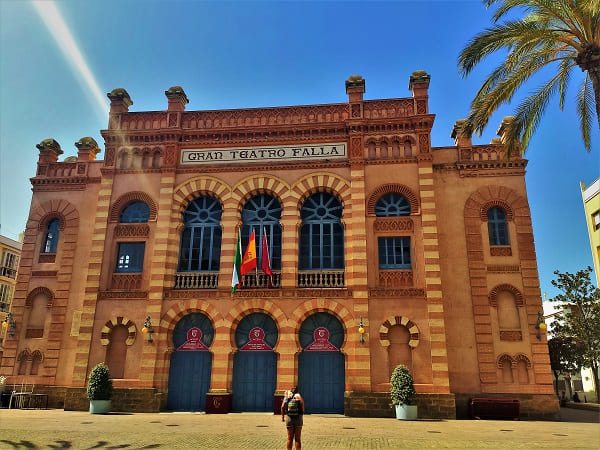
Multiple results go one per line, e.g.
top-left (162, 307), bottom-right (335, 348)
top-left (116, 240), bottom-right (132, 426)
top-left (167, 351), bottom-right (212, 411)
top-left (298, 351), bottom-right (345, 413)
top-left (232, 313), bottom-right (278, 411)
top-left (298, 312), bottom-right (345, 414)
top-left (167, 313), bottom-right (214, 411)
top-left (232, 351), bottom-right (277, 411)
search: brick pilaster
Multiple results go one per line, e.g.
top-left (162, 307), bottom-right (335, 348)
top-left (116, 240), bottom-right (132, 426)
top-left (72, 176), bottom-right (114, 386)
top-left (418, 161), bottom-right (451, 393)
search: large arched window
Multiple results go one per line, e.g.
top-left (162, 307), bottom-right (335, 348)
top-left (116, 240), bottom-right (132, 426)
top-left (178, 196), bottom-right (222, 271)
top-left (299, 192), bottom-right (344, 270)
top-left (120, 201), bottom-right (150, 223)
top-left (487, 207), bottom-right (509, 246)
top-left (241, 194), bottom-right (282, 270)
top-left (375, 193), bottom-right (411, 217)
top-left (43, 219), bottom-right (60, 253)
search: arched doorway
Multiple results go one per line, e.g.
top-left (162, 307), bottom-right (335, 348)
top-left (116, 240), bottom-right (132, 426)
top-left (298, 312), bottom-right (345, 414)
top-left (232, 312), bottom-right (278, 411)
top-left (167, 313), bottom-right (214, 411)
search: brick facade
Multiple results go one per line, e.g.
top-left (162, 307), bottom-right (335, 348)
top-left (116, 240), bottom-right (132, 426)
top-left (0, 72), bottom-right (558, 418)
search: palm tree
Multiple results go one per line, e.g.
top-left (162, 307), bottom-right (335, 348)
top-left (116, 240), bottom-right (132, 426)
top-left (458, 0), bottom-right (599, 156)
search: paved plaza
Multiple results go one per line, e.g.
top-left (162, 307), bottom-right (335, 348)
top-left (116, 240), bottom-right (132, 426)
top-left (0, 408), bottom-right (598, 449)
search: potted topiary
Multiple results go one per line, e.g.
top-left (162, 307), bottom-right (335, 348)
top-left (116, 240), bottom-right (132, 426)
top-left (390, 364), bottom-right (417, 420)
top-left (87, 363), bottom-right (113, 414)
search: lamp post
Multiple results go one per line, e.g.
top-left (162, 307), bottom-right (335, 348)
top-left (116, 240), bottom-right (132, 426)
top-left (1, 312), bottom-right (16, 337)
top-left (141, 316), bottom-right (154, 343)
top-left (358, 316), bottom-right (365, 344)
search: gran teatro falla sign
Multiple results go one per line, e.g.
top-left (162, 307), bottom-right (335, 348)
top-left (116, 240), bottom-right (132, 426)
top-left (181, 143), bottom-right (346, 165)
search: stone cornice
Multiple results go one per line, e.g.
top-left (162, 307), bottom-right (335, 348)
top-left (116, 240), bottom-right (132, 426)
top-left (30, 176), bottom-right (101, 191)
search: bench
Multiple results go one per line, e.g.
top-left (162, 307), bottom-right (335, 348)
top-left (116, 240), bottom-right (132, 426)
top-left (470, 397), bottom-right (520, 420)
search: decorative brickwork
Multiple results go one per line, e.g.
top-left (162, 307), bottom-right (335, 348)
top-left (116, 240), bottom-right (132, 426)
top-left (489, 284), bottom-right (524, 307)
top-left (367, 184), bottom-right (420, 215)
top-left (25, 286), bottom-right (54, 307)
top-left (373, 218), bottom-right (414, 232)
top-left (378, 316), bottom-right (420, 348)
top-left (100, 317), bottom-right (137, 346)
top-left (109, 192), bottom-right (158, 222)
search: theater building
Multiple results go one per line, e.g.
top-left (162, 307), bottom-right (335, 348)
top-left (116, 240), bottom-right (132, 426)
top-left (0, 72), bottom-right (558, 417)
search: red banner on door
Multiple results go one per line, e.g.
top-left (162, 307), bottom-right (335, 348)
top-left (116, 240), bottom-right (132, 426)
top-left (240, 327), bottom-right (272, 351)
top-left (305, 327), bottom-right (339, 351)
top-left (177, 327), bottom-right (209, 351)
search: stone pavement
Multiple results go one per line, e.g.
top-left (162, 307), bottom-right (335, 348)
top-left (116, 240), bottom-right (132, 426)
top-left (0, 408), bottom-right (598, 449)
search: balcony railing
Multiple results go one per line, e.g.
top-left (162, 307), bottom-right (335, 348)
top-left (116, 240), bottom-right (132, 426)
top-left (297, 270), bottom-right (345, 288)
top-left (0, 267), bottom-right (17, 279)
top-left (111, 273), bottom-right (142, 291)
top-left (174, 272), bottom-right (219, 289)
top-left (241, 272), bottom-right (281, 289)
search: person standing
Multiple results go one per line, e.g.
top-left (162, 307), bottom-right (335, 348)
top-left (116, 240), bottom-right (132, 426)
top-left (282, 391), bottom-right (304, 449)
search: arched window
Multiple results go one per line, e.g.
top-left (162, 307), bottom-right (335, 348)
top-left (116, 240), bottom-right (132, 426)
top-left (487, 207), bottom-right (509, 246)
top-left (120, 201), bottom-right (150, 223)
top-left (375, 193), bottom-right (411, 217)
top-left (43, 219), bottom-right (60, 253)
top-left (299, 192), bottom-right (344, 270)
top-left (241, 194), bottom-right (282, 270)
top-left (178, 196), bottom-right (222, 271)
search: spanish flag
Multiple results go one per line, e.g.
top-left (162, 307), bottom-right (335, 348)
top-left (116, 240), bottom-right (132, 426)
top-left (231, 229), bottom-right (242, 293)
top-left (240, 228), bottom-right (257, 275)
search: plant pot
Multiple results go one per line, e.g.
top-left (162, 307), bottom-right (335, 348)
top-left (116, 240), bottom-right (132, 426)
top-left (395, 404), bottom-right (417, 420)
top-left (89, 399), bottom-right (111, 414)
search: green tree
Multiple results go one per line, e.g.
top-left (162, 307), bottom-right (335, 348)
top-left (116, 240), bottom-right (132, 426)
top-left (548, 267), bottom-right (600, 402)
top-left (458, 0), bottom-right (600, 156)
top-left (547, 336), bottom-right (580, 396)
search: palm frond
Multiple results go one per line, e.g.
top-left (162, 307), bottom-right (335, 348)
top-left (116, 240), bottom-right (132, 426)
top-left (458, 20), bottom-right (579, 76)
top-left (576, 74), bottom-right (594, 151)
top-left (514, 70), bottom-right (566, 151)
top-left (557, 58), bottom-right (573, 110)
top-left (467, 46), bottom-right (569, 134)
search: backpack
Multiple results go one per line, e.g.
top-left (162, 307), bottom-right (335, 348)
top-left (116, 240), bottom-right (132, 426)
top-left (286, 399), bottom-right (300, 417)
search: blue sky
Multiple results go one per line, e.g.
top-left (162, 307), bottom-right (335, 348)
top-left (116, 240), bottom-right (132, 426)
top-left (0, 0), bottom-right (598, 298)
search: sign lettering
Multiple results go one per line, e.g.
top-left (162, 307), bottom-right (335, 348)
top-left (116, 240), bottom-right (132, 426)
top-left (181, 143), bottom-right (346, 165)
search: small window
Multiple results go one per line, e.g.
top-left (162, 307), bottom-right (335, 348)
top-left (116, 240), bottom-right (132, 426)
top-left (375, 193), bottom-right (411, 217)
top-left (115, 242), bottom-right (145, 273)
top-left (487, 207), bottom-right (510, 246)
top-left (120, 201), bottom-right (150, 223)
top-left (43, 219), bottom-right (60, 253)
top-left (378, 237), bottom-right (411, 269)
top-left (592, 211), bottom-right (600, 230)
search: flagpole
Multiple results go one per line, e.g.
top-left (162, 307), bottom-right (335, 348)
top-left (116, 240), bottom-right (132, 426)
top-left (254, 226), bottom-right (259, 288)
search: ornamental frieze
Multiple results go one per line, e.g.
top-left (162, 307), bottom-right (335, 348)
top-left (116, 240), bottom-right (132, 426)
top-left (368, 288), bottom-right (425, 298)
top-left (115, 224), bottom-right (150, 238)
top-left (98, 291), bottom-right (148, 300)
top-left (374, 218), bottom-right (414, 232)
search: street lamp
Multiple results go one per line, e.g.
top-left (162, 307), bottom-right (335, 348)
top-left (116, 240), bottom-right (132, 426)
top-left (358, 316), bottom-right (365, 344)
top-left (141, 316), bottom-right (154, 343)
top-left (1, 312), bottom-right (16, 337)
top-left (535, 311), bottom-right (547, 340)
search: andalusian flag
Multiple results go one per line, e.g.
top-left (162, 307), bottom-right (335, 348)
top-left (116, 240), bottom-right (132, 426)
top-left (231, 229), bottom-right (242, 293)
top-left (241, 228), bottom-right (257, 275)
